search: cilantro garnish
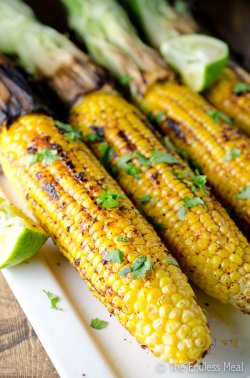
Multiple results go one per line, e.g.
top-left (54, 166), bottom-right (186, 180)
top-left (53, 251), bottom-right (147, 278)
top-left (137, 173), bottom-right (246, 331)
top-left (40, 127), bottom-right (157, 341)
top-left (140, 195), bottom-right (155, 204)
top-left (55, 121), bottom-right (83, 141)
top-left (105, 250), bottom-right (124, 263)
top-left (27, 149), bottom-right (59, 166)
top-left (136, 152), bottom-right (151, 166)
top-left (147, 216), bottom-right (166, 232)
top-left (155, 111), bottom-right (165, 122)
top-left (178, 196), bottom-right (205, 220)
top-left (233, 82), bottom-right (250, 95)
top-left (99, 142), bottom-right (115, 166)
top-left (97, 191), bottom-right (124, 209)
top-left (164, 136), bottom-right (189, 160)
top-left (170, 170), bottom-right (184, 179)
top-left (117, 237), bottom-right (129, 242)
top-left (86, 133), bottom-right (102, 142)
top-left (224, 147), bottom-right (241, 162)
top-left (207, 110), bottom-right (232, 125)
top-left (117, 153), bottom-right (142, 180)
top-left (43, 290), bottom-right (62, 311)
top-left (166, 256), bottom-right (179, 267)
top-left (90, 318), bottom-right (108, 330)
top-left (151, 150), bottom-right (179, 165)
top-left (119, 75), bottom-right (133, 85)
top-left (118, 256), bottom-right (153, 280)
top-left (184, 170), bottom-right (207, 193)
top-left (131, 256), bottom-right (153, 280)
top-left (236, 186), bottom-right (250, 200)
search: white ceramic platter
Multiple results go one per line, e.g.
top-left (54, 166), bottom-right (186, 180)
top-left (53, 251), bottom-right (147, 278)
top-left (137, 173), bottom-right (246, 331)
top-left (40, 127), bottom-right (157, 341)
top-left (0, 174), bottom-right (249, 378)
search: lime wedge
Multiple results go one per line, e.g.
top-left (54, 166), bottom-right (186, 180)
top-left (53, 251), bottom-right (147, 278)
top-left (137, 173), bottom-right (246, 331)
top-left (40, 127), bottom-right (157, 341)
top-left (0, 198), bottom-right (48, 268)
top-left (161, 34), bottom-right (229, 92)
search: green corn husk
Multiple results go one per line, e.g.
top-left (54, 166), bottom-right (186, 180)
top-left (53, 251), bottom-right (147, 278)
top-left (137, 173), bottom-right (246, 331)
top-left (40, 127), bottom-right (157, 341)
top-left (61, 0), bottom-right (173, 98)
top-left (123, 0), bottom-right (198, 49)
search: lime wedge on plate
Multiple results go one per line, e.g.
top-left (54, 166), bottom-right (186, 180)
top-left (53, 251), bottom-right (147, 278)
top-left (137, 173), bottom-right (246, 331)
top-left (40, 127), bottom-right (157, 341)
top-left (0, 198), bottom-right (48, 268)
top-left (161, 34), bottom-right (229, 92)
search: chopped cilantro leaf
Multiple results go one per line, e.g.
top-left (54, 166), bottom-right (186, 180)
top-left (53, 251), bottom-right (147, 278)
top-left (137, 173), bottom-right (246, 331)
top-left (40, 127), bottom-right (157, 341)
top-left (90, 318), bottom-right (108, 330)
top-left (119, 75), bottom-right (133, 85)
top-left (233, 82), bottom-right (250, 94)
top-left (99, 142), bottom-right (115, 166)
top-left (131, 256), bottom-right (153, 280)
top-left (55, 120), bottom-right (83, 141)
top-left (151, 150), bottom-right (179, 165)
top-left (166, 256), bottom-right (179, 267)
top-left (178, 196), bottom-right (204, 220)
top-left (105, 250), bottom-right (124, 263)
top-left (184, 169), bottom-right (207, 193)
top-left (118, 256), bottom-right (153, 280)
top-left (86, 133), bottom-right (102, 142)
top-left (118, 265), bottom-right (132, 276)
top-left (170, 170), bottom-right (184, 179)
top-left (117, 236), bottom-right (129, 242)
top-left (97, 191), bottom-right (124, 209)
top-left (27, 149), bottom-right (59, 166)
top-left (164, 136), bottom-right (189, 160)
top-left (236, 186), bottom-right (250, 200)
top-left (224, 147), bottom-right (241, 162)
top-left (155, 111), bottom-right (165, 122)
top-left (43, 290), bottom-right (62, 311)
top-left (147, 216), bottom-right (166, 232)
top-left (140, 195), bottom-right (155, 204)
top-left (136, 152), bottom-right (151, 166)
top-left (207, 110), bottom-right (232, 125)
top-left (117, 153), bottom-right (142, 179)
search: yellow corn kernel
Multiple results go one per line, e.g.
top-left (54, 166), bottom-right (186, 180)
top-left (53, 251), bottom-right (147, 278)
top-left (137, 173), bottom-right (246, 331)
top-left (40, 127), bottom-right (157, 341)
top-left (70, 91), bottom-right (250, 313)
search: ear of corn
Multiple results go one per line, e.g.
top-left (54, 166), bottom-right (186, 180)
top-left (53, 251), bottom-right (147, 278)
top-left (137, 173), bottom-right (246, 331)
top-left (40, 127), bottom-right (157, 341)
top-left (124, 0), bottom-right (250, 136)
top-left (70, 90), bottom-right (250, 313)
top-left (140, 81), bottom-right (250, 230)
top-left (0, 113), bottom-right (211, 364)
top-left (205, 65), bottom-right (250, 136)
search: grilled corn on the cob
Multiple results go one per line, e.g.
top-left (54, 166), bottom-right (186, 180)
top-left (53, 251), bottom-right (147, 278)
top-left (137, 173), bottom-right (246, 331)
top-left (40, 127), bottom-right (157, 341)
top-left (70, 90), bottom-right (250, 313)
top-left (0, 113), bottom-right (211, 363)
top-left (205, 65), bottom-right (250, 136)
top-left (60, 0), bottom-right (250, 230)
top-left (124, 0), bottom-right (250, 136)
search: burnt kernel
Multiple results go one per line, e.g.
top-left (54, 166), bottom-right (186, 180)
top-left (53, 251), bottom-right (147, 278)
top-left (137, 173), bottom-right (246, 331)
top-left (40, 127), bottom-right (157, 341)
top-left (167, 118), bottom-right (185, 139)
top-left (36, 171), bottom-right (44, 180)
top-left (60, 202), bottom-right (66, 209)
top-left (27, 146), bottom-right (37, 154)
top-left (150, 173), bottom-right (159, 182)
top-left (74, 258), bottom-right (80, 267)
top-left (60, 151), bottom-right (68, 158)
top-left (66, 226), bottom-right (70, 232)
top-left (65, 160), bottom-right (75, 170)
top-left (75, 172), bottom-right (87, 183)
top-left (101, 260), bottom-right (108, 265)
top-left (42, 182), bottom-right (59, 201)
top-left (50, 143), bottom-right (61, 150)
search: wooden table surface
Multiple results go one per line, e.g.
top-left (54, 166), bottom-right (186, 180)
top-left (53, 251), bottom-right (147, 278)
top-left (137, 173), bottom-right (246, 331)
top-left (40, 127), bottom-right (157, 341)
top-left (0, 272), bottom-right (58, 377)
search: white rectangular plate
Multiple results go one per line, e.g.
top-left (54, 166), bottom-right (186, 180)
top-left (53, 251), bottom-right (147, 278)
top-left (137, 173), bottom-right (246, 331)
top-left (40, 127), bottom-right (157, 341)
top-left (1, 174), bottom-right (249, 378)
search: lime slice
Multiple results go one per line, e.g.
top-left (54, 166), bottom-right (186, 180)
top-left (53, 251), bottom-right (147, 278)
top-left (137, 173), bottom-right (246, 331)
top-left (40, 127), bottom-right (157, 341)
top-left (0, 198), bottom-right (48, 268)
top-left (161, 34), bottom-right (229, 92)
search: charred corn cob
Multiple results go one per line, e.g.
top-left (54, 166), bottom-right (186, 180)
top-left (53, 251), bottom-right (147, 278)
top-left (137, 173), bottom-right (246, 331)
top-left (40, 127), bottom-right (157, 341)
top-left (69, 90), bottom-right (250, 313)
top-left (205, 64), bottom-right (250, 136)
top-left (59, 0), bottom-right (250, 230)
top-left (0, 0), bottom-right (249, 311)
top-left (0, 113), bottom-right (211, 363)
top-left (124, 0), bottom-right (250, 136)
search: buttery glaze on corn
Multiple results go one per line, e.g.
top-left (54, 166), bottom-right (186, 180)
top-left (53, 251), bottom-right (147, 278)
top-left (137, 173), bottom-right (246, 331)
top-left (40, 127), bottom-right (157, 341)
top-left (0, 113), bottom-right (211, 364)
top-left (139, 81), bottom-right (250, 229)
top-left (70, 92), bottom-right (250, 313)
top-left (206, 66), bottom-right (250, 136)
